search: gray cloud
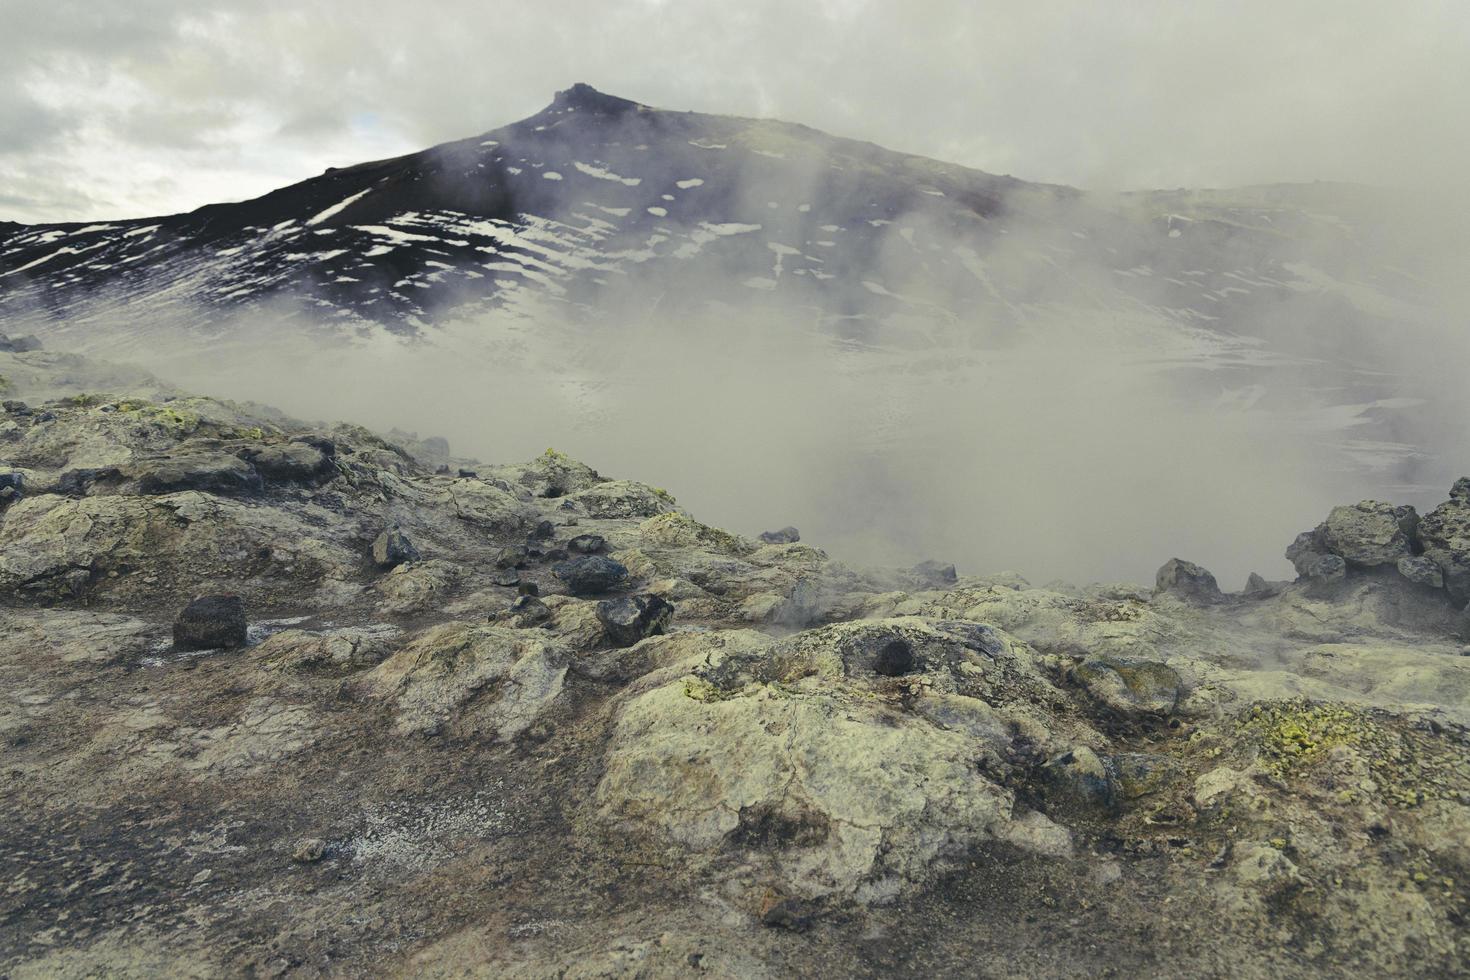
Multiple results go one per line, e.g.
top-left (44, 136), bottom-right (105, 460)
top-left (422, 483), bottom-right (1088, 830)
top-left (2, 0), bottom-right (1468, 222)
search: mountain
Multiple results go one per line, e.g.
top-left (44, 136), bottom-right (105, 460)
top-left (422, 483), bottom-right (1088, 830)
top-left (0, 85), bottom-right (1461, 499)
top-left (0, 85), bottom-right (1437, 346)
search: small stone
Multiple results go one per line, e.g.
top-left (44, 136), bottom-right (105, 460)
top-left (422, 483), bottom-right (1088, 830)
top-left (759, 526), bottom-right (801, 545)
top-left (494, 570), bottom-right (521, 587)
top-left (291, 838), bottom-right (327, 863)
top-left (517, 581), bottom-right (540, 596)
top-left (553, 555), bottom-right (629, 596)
top-left (528, 520), bottom-right (555, 541)
top-left (495, 546), bottom-right (529, 569)
top-left (457, 468), bottom-right (478, 479)
top-left (507, 595), bottom-right (552, 627)
top-left (371, 529), bottom-right (421, 569)
top-left (567, 533), bottom-right (606, 554)
top-left (174, 595), bottom-right (248, 652)
top-left (757, 890), bottom-right (812, 931)
top-left (597, 594), bottom-right (675, 646)
top-left (1155, 558), bottom-right (1222, 602)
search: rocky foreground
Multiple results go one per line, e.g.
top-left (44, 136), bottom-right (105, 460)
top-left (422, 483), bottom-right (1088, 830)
top-left (2, 342), bottom-right (1469, 978)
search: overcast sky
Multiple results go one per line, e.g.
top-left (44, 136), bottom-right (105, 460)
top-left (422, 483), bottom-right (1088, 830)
top-left (2, 0), bottom-right (1467, 223)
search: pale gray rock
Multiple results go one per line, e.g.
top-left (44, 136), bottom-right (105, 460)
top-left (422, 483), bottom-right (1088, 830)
top-left (1320, 500), bottom-right (1414, 567)
top-left (1155, 557), bottom-right (1222, 602)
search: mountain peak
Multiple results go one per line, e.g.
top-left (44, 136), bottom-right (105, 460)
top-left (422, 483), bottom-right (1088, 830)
top-left (548, 82), bottom-right (643, 117)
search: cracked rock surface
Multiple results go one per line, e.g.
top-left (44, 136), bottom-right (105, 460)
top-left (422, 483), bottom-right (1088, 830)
top-left (2, 349), bottom-right (1468, 978)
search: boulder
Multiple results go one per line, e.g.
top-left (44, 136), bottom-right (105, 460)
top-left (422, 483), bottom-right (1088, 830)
top-left (506, 595), bottom-right (552, 627)
top-left (371, 528), bottom-right (420, 569)
top-left (1397, 555), bottom-right (1444, 589)
top-left (1417, 488), bottom-right (1470, 603)
top-left (174, 595), bottom-right (248, 651)
top-left (596, 618), bottom-right (1075, 905)
top-left (1301, 553), bottom-right (1347, 584)
top-left (597, 594), bottom-right (675, 647)
top-left (1154, 558), bottom-right (1222, 602)
top-left (127, 452), bottom-right (263, 496)
top-left (759, 526), bottom-right (801, 545)
top-left (553, 555), bottom-right (629, 596)
top-left (567, 533), bottom-right (606, 554)
top-left (1285, 529), bottom-right (1328, 577)
top-left (1320, 500), bottom-right (1414, 567)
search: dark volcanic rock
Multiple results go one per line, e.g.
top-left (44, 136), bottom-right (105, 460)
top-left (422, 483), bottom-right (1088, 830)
top-left (371, 529), bottom-right (421, 569)
top-left (760, 526), bottom-right (801, 545)
top-left (1037, 746), bottom-right (1120, 818)
top-left (0, 470), bottom-right (22, 506)
top-left (128, 452), bottom-right (263, 496)
top-left (1285, 530), bottom-right (1328, 577)
top-left (596, 594), bottom-right (675, 647)
top-left (494, 570), bottom-right (521, 587)
top-left (174, 595), bottom-right (248, 651)
top-left (506, 595), bottom-right (552, 627)
top-left (291, 434), bottom-right (337, 458)
top-left (1154, 558), bottom-right (1222, 603)
top-left (553, 555), bottom-right (628, 596)
top-left (238, 443), bottom-right (335, 485)
top-left (528, 520), bottom-right (555, 541)
top-left (1418, 485), bottom-right (1470, 604)
top-left (1302, 553), bottom-right (1347, 584)
top-left (495, 546), bottom-right (529, 569)
top-left (567, 533), bottom-right (606, 554)
top-left (57, 466), bottom-right (120, 496)
top-left (1397, 555), bottom-right (1444, 590)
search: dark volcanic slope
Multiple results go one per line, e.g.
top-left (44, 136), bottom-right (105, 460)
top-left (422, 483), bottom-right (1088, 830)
top-left (0, 84), bottom-right (1433, 359)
